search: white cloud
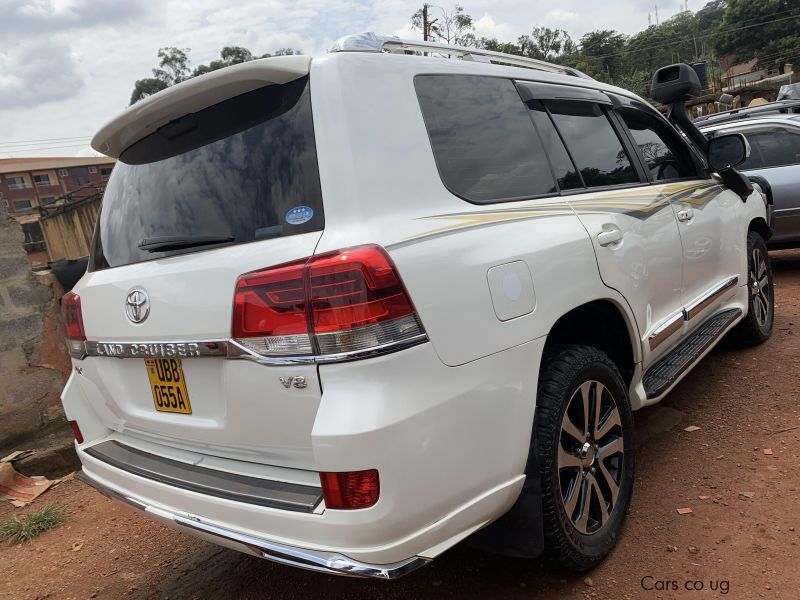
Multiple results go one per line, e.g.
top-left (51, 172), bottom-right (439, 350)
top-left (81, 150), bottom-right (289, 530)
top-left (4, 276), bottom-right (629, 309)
top-left (473, 14), bottom-right (514, 41)
top-left (0, 0), bottom-right (667, 157)
top-left (0, 40), bottom-right (83, 110)
top-left (546, 9), bottom-right (579, 23)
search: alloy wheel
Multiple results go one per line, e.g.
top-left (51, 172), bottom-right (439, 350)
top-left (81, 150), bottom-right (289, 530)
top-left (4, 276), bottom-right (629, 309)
top-left (750, 246), bottom-right (771, 327)
top-left (558, 380), bottom-right (625, 535)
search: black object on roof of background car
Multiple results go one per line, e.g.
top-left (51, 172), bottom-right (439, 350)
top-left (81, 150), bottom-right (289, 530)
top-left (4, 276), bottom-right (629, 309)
top-left (693, 99), bottom-right (800, 127)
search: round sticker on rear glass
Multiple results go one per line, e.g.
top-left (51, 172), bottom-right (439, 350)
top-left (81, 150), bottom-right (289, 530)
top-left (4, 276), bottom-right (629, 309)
top-left (286, 205), bottom-right (314, 225)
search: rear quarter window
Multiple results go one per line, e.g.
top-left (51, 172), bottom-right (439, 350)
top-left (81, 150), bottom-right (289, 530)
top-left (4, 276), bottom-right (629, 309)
top-left (90, 76), bottom-right (323, 271)
top-left (415, 74), bottom-right (557, 203)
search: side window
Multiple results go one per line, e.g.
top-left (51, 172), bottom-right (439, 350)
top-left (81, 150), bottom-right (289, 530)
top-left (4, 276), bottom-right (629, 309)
top-left (546, 100), bottom-right (639, 188)
top-left (415, 75), bottom-right (558, 203)
top-left (739, 126), bottom-right (800, 170)
top-left (617, 108), bottom-right (698, 181)
top-left (526, 100), bottom-right (583, 190)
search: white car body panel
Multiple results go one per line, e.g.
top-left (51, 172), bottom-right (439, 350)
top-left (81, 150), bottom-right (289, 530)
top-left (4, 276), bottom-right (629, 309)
top-left (61, 48), bottom-right (768, 576)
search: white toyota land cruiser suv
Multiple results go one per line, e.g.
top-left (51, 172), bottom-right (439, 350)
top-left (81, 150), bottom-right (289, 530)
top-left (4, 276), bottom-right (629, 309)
top-left (61, 33), bottom-right (774, 578)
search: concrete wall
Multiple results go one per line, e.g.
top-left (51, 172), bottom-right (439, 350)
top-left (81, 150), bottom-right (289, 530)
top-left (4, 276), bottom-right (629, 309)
top-left (0, 202), bottom-right (71, 447)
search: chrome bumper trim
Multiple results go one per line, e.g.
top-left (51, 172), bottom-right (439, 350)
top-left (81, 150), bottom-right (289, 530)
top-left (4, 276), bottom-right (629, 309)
top-left (76, 470), bottom-right (429, 579)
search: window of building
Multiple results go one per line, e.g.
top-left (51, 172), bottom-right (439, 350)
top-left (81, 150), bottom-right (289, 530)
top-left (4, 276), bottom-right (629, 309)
top-left (617, 108), bottom-right (698, 181)
top-left (100, 166), bottom-right (113, 180)
top-left (33, 174), bottom-right (52, 187)
top-left (58, 169), bottom-right (69, 177)
top-left (68, 167), bottom-right (90, 185)
top-left (7, 176), bottom-right (27, 189)
top-left (415, 74), bottom-right (558, 203)
top-left (39, 196), bottom-right (57, 206)
top-left (12, 199), bottom-right (33, 211)
top-left (545, 100), bottom-right (639, 188)
top-left (88, 166), bottom-right (98, 174)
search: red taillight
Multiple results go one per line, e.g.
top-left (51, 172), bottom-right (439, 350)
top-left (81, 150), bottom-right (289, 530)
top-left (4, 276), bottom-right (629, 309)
top-left (61, 291), bottom-right (86, 358)
top-left (69, 420), bottom-right (84, 444)
top-left (319, 469), bottom-right (380, 510)
top-left (231, 245), bottom-right (424, 359)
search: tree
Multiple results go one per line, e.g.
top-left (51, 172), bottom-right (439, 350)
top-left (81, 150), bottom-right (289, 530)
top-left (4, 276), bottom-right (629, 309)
top-left (411, 4), bottom-right (475, 46)
top-left (152, 47), bottom-right (191, 86)
top-left (129, 78), bottom-right (168, 105)
top-left (716, 0), bottom-right (800, 69)
top-left (578, 30), bottom-right (627, 80)
top-left (130, 46), bottom-right (303, 104)
top-left (130, 47), bottom-right (190, 104)
top-left (530, 27), bottom-right (574, 61)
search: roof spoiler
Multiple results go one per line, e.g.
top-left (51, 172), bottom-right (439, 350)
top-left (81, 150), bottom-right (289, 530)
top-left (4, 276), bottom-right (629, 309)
top-left (92, 55), bottom-right (311, 159)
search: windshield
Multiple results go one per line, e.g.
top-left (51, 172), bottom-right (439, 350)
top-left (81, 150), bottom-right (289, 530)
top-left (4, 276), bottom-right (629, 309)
top-left (90, 76), bottom-right (323, 271)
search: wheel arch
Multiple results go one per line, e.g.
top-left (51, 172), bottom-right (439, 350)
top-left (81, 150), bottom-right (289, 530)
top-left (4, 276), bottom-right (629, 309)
top-left (543, 298), bottom-right (640, 387)
top-left (748, 216), bottom-right (771, 242)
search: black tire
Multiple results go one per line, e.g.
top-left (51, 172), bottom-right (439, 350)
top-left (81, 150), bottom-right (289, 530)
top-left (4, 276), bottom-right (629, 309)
top-left (533, 345), bottom-right (635, 572)
top-left (730, 231), bottom-right (774, 346)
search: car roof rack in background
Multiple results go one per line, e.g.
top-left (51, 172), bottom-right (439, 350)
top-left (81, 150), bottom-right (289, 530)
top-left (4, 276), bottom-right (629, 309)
top-left (693, 99), bottom-right (800, 126)
top-left (330, 32), bottom-right (593, 80)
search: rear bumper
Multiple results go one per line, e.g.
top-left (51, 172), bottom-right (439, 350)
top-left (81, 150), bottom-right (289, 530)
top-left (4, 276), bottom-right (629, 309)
top-left (64, 338), bottom-right (545, 571)
top-left (76, 470), bottom-right (427, 579)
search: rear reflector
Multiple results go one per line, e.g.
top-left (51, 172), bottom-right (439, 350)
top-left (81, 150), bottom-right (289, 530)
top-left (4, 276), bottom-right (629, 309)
top-left (69, 420), bottom-right (84, 444)
top-left (232, 245), bottom-right (425, 361)
top-left (61, 291), bottom-right (86, 358)
top-left (319, 469), bottom-right (380, 510)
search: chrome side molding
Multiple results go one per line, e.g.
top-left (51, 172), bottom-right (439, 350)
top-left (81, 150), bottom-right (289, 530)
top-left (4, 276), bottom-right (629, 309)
top-left (76, 470), bottom-right (429, 579)
top-left (648, 276), bottom-right (739, 351)
top-left (683, 276), bottom-right (738, 321)
top-left (648, 311), bottom-right (684, 351)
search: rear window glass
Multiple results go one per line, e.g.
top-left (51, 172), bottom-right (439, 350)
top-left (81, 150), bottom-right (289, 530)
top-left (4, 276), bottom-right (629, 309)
top-left (415, 75), bottom-right (557, 203)
top-left (546, 100), bottom-right (639, 188)
top-left (90, 76), bottom-right (323, 271)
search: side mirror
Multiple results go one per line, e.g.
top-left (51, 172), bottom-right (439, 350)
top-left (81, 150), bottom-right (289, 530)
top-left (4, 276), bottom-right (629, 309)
top-left (707, 133), bottom-right (750, 171)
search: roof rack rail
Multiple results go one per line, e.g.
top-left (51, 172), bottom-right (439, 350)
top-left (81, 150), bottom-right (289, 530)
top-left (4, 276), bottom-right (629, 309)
top-left (694, 99), bottom-right (800, 125)
top-left (330, 32), bottom-right (593, 80)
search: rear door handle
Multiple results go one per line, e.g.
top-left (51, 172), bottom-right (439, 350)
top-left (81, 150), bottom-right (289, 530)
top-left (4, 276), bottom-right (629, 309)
top-left (597, 228), bottom-right (623, 247)
top-left (677, 207), bottom-right (694, 222)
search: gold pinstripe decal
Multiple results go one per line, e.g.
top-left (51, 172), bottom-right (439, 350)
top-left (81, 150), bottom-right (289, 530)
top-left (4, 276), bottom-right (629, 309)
top-left (408, 182), bottom-right (726, 241)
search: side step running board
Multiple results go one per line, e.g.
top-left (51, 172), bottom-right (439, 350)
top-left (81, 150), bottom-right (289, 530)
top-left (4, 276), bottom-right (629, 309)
top-left (643, 308), bottom-right (742, 399)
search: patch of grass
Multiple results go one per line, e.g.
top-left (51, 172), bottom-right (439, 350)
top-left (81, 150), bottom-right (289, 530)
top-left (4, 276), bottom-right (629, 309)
top-left (0, 504), bottom-right (66, 544)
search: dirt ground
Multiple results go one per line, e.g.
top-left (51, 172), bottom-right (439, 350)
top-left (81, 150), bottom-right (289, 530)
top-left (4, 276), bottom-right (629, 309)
top-left (2, 249), bottom-right (799, 600)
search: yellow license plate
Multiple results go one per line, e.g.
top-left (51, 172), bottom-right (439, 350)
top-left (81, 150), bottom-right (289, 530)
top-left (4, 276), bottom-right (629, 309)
top-left (145, 358), bottom-right (192, 414)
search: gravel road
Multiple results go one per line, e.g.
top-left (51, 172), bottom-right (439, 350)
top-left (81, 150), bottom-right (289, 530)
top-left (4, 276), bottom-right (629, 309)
top-left (2, 249), bottom-right (799, 600)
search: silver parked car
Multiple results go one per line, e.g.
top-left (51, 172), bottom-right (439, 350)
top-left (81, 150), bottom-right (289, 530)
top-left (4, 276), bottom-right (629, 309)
top-left (697, 100), bottom-right (800, 249)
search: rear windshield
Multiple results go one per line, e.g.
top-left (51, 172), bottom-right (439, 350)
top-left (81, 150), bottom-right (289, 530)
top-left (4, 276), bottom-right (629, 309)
top-left (90, 76), bottom-right (323, 271)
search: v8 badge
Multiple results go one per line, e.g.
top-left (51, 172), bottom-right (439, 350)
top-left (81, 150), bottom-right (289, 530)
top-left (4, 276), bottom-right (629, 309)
top-left (280, 376), bottom-right (307, 389)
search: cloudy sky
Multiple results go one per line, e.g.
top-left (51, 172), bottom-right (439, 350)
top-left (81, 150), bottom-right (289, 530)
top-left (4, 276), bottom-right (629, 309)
top-left (0, 0), bottom-right (689, 158)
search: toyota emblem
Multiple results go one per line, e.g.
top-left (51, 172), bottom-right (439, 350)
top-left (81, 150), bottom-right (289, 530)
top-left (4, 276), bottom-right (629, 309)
top-left (125, 288), bottom-right (150, 324)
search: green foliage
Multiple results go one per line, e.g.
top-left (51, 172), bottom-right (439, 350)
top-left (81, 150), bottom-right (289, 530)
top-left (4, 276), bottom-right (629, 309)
top-left (716, 0), bottom-right (800, 68)
top-left (0, 505), bottom-right (66, 544)
top-left (130, 45), bottom-right (303, 104)
top-left (129, 77), bottom-right (168, 105)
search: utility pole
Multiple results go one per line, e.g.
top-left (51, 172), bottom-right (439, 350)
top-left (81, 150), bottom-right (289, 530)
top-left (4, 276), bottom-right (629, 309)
top-left (655, 4), bottom-right (659, 25)
top-left (423, 4), bottom-right (429, 41)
